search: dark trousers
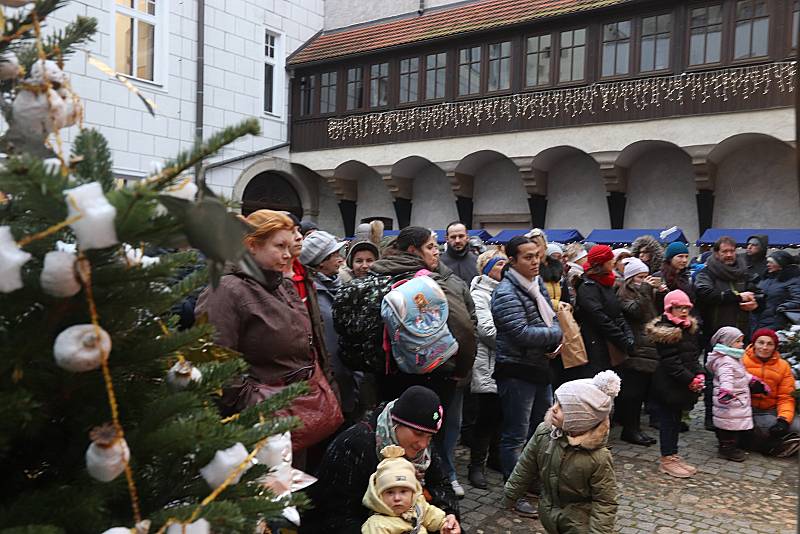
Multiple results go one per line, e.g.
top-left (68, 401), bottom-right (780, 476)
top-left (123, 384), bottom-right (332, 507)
top-left (615, 368), bottom-right (651, 432)
top-left (470, 392), bottom-right (502, 467)
top-left (716, 428), bottom-right (743, 448)
top-left (654, 402), bottom-right (682, 456)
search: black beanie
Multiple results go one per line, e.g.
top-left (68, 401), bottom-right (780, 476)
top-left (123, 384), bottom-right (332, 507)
top-left (391, 386), bottom-right (443, 434)
top-left (768, 250), bottom-right (794, 268)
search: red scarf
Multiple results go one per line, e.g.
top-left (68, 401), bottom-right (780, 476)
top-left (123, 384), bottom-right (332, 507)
top-left (291, 259), bottom-right (309, 307)
top-left (587, 270), bottom-right (616, 287)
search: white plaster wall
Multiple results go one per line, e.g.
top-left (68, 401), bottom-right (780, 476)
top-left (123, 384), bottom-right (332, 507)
top-left (714, 140), bottom-right (800, 228)
top-left (290, 109), bottom-right (794, 171)
top-left (624, 148), bottom-right (699, 242)
top-left (410, 165), bottom-right (458, 228)
top-left (355, 171), bottom-right (398, 229)
top-left (545, 153), bottom-right (609, 236)
top-left (317, 177), bottom-right (346, 236)
top-left (473, 158), bottom-right (530, 224)
top-left (324, 0), bottom-right (462, 30)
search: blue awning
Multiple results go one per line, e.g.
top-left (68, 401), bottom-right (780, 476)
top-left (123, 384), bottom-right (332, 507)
top-left (487, 229), bottom-right (584, 244)
top-left (383, 229), bottom-right (494, 244)
top-left (585, 228), bottom-right (688, 246)
top-left (695, 229), bottom-right (800, 248)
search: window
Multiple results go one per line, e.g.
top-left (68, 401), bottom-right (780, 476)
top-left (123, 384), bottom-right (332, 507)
top-left (425, 52), bottom-right (447, 100)
top-left (263, 32), bottom-right (276, 113)
top-left (601, 21), bottom-right (631, 77)
top-left (458, 46), bottom-right (481, 96)
top-left (399, 58), bottom-right (419, 104)
top-left (734, 0), bottom-right (769, 59)
top-left (526, 34), bottom-right (552, 87)
top-left (369, 62), bottom-right (389, 107)
top-left (114, 0), bottom-right (158, 81)
top-left (487, 41), bottom-right (511, 92)
top-left (320, 71), bottom-right (337, 114)
top-left (299, 75), bottom-right (315, 116)
top-left (794, 1), bottom-right (799, 49)
top-left (558, 28), bottom-right (586, 83)
top-left (346, 67), bottom-right (363, 110)
top-left (689, 4), bottom-right (723, 65)
top-left (641, 14), bottom-right (671, 72)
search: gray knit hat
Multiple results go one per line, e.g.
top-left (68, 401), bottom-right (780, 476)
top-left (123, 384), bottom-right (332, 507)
top-left (554, 371), bottom-right (621, 435)
top-left (299, 230), bottom-right (346, 267)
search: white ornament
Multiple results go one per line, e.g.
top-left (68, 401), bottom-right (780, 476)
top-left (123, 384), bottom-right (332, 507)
top-left (29, 59), bottom-right (65, 86)
top-left (122, 243), bottom-right (160, 268)
top-left (64, 182), bottom-right (118, 250)
top-left (101, 529), bottom-right (132, 534)
top-left (166, 360), bottom-right (202, 389)
top-left (255, 432), bottom-right (292, 469)
top-left (200, 442), bottom-right (251, 489)
top-left (163, 177), bottom-right (198, 202)
top-left (53, 324), bottom-right (111, 372)
top-left (58, 87), bottom-right (82, 128)
top-left (12, 88), bottom-right (67, 139)
top-left (0, 52), bottom-right (20, 80)
top-left (101, 520), bottom-right (150, 534)
top-left (0, 226), bottom-right (31, 293)
top-left (165, 519), bottom-right (210, 534)
top-left (40, 250), bottom-right (81, 297)
top-left (43, 157), bottom-right (62, 174)
top-left (86, 424), bottom-right (130, 482)
top-left (55, 240), bottom-right (77, 254)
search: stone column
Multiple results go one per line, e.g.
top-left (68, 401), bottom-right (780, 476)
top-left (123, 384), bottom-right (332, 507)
top-left (380, 167), bottom-right (414, 229)
top-left (686, 146), bottom-right (718, 236)
top-left (440, 161), bottom-right (475, 229)
top-left (513, 156), bottom-right (548, 229)
top-left (593, 152), bottom-right (627, 229)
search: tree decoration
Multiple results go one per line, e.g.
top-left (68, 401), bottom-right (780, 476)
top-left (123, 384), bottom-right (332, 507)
top-left (199, 442), bottom-right (252, 489)
top-left (165, 519), bottom-right (210, 534)
top-left (327, 61), bottom-right (796, 141)
top-left (64, 181), bottom-right (118, 250)
top-left (0, 52), bottom-right (21, 80)
top-left (0, 225), bottom-right (32, 293)
top-left (53, 323), bottom-right (111, 372)
top-left (165, 359), bottom-right (202, 390)
top-left (86, 423), bottom-right (131, 482)
top-left (40, 249), bottom-right (81, 297)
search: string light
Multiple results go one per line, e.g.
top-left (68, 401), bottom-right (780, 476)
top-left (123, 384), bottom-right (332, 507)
top-left (327, 61), bottom-right (796, 141)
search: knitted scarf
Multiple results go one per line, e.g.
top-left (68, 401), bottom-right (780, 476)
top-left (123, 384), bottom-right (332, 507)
top-left (587, 270), bottom-right (616, 288)
top-left (507, 268), bottom-right (556, 327)
top-left (375, 401), bottom-right (431, 482)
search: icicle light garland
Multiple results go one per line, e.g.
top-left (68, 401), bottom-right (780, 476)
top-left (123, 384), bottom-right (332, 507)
top-left (327, 61), bottom-right (796, 141)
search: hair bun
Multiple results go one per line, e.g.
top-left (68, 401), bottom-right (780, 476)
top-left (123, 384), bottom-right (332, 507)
top-left (380, 445), bottom-right (406, 459)
top-left (592, 370), bottom-right (621, 398)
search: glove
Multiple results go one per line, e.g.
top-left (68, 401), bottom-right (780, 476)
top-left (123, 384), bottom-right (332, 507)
top-left (718, 388), bottom-right (734, 404)
top-left (769, 418), bottom-right (790, 438)
top-left (689, 374), bottom-right (705, 392)
top-left (749, 376), bottom-right (770, 396)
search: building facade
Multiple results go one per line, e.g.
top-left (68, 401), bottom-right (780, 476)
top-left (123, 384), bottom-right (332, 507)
top-left (238, 0), bottom-right (798, 240)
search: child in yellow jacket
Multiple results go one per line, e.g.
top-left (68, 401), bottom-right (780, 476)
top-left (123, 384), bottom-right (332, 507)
top-left (362, 445), bottom-right (449, 534)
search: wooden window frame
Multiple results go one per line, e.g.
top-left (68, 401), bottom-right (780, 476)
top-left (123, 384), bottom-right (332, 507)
top-left (457, 44), bottom-right (482, 97)
top-left (486, 40), bottom-right (513, 94)
top-left (557, 26), bottom-right (588, 86)
top-left (398, 56), bottom-right (421, 105)
top-left (524, 32), bottom-right (555, 88)
top-left (319, 70), bottom-right (337, 115)
top-left (600, 19), bottom-right (633, 79)
top-left (345, 66), bottom-right (364, 111)
top-left (638, 12), bottom-right (674, 74)
top-left (791, 0), bottom-right (800, 52)
top-left (368, 61), bottom-right (390, 108)
top-left (686, 1), bottom-right (726, 69)
top-left (423, 51), bottom-right (448, 101)
top-left (731, 0), bottom-right (771, 63)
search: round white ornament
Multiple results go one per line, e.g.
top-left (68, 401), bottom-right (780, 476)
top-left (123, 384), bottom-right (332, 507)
top-left (165, 519), bottom-right (210, 534)
top-left (200, 442), bottom-right (251, 489)
top-left (12, 88), bottom-right (67, 139)
top-left (166, 360), bottom-right (202, 389)
top-left (53, 324), bottom-right (111, 372)
top-left (40, 250), bottom-right (81, 297)
top-left (86, 424), bottom-right (130, 482)
top-left (255, 431), bottom-right (292, 469)
top-left (64, 182), bottom-right (119, 250)
top-left (29, 59), bottom-right (65, 86)
top-left (0, 225), bottom-right (31, 293)
top-left (0, 52), bottom-right (20, 80)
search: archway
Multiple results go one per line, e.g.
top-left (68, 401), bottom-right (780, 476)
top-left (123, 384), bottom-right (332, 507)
top-left (241, 171), bottom-right (303, 217)
top-left (459, 150), bottom-right (530, 233)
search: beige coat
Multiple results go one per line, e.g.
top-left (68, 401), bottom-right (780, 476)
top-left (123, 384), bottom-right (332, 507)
top-left (361, 471), bottom-right (446, 534)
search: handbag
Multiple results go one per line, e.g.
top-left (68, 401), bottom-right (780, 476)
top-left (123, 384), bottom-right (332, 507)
top-left (221, 360), bottom-right (343, 453)
top-left (557, 302), bottom-right (588, 369)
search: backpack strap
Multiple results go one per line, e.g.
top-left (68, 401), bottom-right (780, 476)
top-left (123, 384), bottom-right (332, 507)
top-left (408, 501), bottom-right (425, 534)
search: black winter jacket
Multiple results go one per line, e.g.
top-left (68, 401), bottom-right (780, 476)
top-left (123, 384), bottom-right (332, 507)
top-left (574, 276), bottom-right (635, 373)
top-left (755, 265), bottom-right (800, 330)
top-left (301, 407), bottom-right (458, 534)
top-left (441, 246), bottom-right (479, 284)
top-left (617, 281), bottom-right (660, 374)
top-left (646, 316), bottom-right (702, 410)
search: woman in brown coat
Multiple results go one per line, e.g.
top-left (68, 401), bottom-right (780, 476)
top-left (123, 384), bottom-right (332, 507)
top-left (195, 209), bottom-right (342, 462)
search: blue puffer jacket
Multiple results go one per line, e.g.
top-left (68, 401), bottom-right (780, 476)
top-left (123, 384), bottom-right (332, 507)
top-left (755, 265), bottom-right (800, 330)
top-left (491, 271), bottom-right (562, 383)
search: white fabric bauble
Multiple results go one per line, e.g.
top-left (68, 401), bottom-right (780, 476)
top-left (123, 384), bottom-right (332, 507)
top-left (200, 442), bottom-right (251, 489)
top-left (255, 432), bottom-right (292, 469)
top-left (0, 225), bottom-right (31, 293)
top-left (86, 436), bottom-right (130, 482)
top-left (29, 59), bottom-right (65, 85)
top-left (166, 360), bottom-right (202, 389)
top-left (53, 324), bottom-right (111, 372)
top-left (58, 87), bottom-right (82, 128)
top-left (0, 52), bottom-right (19, 80)
top-left (40, 250), bottom-right (81, 297)
top-left (165, 519), bottom-right (210, 534)
top-left (64, 182), bottom-right (118, 250)
top-left (12, 88), bottom-right (67, 139)
top-left (101, 529), bottom-right (132, 534)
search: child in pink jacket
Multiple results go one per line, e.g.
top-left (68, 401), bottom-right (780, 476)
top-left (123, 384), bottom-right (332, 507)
top-left (706, 326), bottom-right (770, 462)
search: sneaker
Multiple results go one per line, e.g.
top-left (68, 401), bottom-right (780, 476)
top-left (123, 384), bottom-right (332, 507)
top-left (718, 445), bottom-right (746, 462)
top-left (659, 455), bottom-right (692, 478)
top-left (513, 498), bottom-right (538, 518)
top-left (451, 479), bottom-right (465, 498)
top-left (674, 456), bottom-right (697, 475)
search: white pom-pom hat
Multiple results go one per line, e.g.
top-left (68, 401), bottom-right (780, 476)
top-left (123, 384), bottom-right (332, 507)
top-left (554, 370), bottom-right (621, 435)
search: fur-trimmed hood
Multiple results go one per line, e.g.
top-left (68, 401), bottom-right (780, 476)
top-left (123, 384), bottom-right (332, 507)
top-left (630, 235), bottom-right (664, 273)
top-left (645, 315), bottom-right (698, 344)
top-left (543, 407), bottom-right (610, 450)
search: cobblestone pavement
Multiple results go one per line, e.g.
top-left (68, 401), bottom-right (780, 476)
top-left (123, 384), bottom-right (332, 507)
top-left (455, 405), bottom-right (798, 534)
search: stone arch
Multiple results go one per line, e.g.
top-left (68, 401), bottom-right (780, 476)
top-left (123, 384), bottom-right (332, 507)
top-left (233, 157), bottom-right (317, 217)
top-left (293, 163), bottom-right (344, 236)
top-left (539, 147), bottom-right (609, 236)
top-left (390, 156), bottom-right (458, 229)
top-left (709, 134), bottom-right (799, 228)
top-left (334, 160), bottom-right (398, 229)
top-left (616, 140), bottom-right (698, 241)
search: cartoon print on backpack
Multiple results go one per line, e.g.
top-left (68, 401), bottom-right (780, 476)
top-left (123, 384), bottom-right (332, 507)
top-left (414, 292), bottom-right (443, 330)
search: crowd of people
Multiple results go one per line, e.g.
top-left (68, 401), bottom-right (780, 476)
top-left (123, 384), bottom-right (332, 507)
top-left (192, 211), bottom-right (800, 534)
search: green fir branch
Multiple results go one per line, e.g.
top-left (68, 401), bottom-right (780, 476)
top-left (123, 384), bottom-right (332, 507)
top-left (16, 16), bottom-right (97, 70)
top-left (70, 128), bottom-right (114, 192)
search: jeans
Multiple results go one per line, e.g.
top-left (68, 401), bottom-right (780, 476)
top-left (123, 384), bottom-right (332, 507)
top-left (440, 386), bottom-right (464, 482)
top-left (470, 392), bottom-right (502, 467)
top-left (497, 377), bottom-right (552, 479)
top-left (653, 402), bottom-right (682, 457)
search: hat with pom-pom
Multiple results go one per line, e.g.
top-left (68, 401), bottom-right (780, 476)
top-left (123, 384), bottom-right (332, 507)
top-left (373, 445), bottom-right (419, 495)
top-left (554, 371), bottom-right (621, 435)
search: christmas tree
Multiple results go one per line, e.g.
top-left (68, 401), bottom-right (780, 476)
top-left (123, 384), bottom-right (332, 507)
top-left (0, 1), bottom-right (307, 532)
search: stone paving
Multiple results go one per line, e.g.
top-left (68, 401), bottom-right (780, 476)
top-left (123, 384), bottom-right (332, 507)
top-left (454, 405), bottom-right (798, 534)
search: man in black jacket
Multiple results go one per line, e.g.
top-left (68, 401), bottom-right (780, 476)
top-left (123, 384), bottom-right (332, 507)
top-left (441, 222), bottom-right (479, 284)
top-left (742, 234), bottom-right (769, 282)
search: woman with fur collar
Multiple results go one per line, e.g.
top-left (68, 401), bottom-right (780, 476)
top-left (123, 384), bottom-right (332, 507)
top-left (503, 371), bottom-right (620, 533)
top-left (630, 234), bottom-right (664, 275)
top-left (646, 290), bottom-right (703, 478)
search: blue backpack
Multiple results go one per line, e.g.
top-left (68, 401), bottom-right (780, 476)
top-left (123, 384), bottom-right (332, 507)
top-left (381, 270), bottom-right (459, 374)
